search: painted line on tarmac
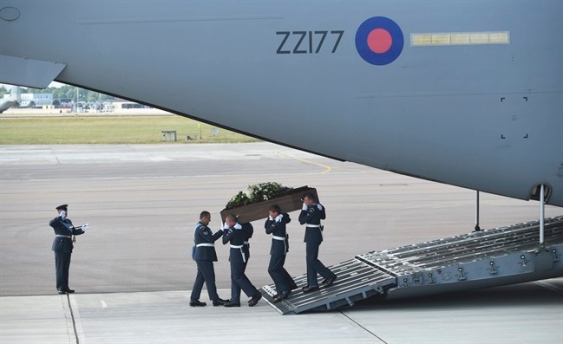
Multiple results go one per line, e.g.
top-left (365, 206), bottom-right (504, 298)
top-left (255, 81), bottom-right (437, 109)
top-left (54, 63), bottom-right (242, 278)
top-left (275, 152), bottom-right (333, 174)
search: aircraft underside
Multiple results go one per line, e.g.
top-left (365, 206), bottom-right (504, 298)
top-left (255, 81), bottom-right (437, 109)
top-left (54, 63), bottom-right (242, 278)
top-left (1, 0), bottom-right (561, 206)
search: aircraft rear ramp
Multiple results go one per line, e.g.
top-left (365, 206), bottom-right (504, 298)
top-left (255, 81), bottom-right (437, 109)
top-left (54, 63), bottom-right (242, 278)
top-left (261, 216), bottom-right (563, 314)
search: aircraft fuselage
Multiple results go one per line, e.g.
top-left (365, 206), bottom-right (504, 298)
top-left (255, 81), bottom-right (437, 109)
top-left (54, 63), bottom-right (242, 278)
top-left (1, 0), bottom-right (561, 205)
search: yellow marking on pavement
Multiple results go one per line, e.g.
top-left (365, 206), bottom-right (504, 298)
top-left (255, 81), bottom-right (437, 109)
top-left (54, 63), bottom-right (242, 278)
top-left (276, 152), bottom-right (332, 174)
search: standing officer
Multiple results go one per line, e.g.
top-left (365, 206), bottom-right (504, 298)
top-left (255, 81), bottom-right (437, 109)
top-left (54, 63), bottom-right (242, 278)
top-left (49, 204), bottom-right (88, 294)
top-left (190, 211), bottom-right (226, 307)
top-left (222, 214), bottom-right (262, 307)
top-left (265, 205), bottom-right (297, 302)
top-left (298, 193), bottom-right (337, 293)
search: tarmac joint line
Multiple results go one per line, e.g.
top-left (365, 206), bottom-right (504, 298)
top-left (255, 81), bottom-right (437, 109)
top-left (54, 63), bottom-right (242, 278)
top-left (535, 280), bottom-right (563, 295)
top-left (340, 310), bottom-right (387, 344)
top-left (66, 294), bottom-right (80, 344)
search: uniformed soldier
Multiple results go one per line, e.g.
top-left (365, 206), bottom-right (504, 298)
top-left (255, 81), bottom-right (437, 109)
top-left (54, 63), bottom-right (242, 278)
top-left (49, 204), bottom-right (88, 294)
top-left (190, 211), bottom-right (226, 307)
top-left (298, 193), bottom-right (337, 293)
top-left (222, 214), bottom-right (262, 307)
top-left (265, 205), bottom-right (298, 302)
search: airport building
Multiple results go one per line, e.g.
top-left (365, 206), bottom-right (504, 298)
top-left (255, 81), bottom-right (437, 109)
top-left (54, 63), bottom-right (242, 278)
top-left (19, 93), bottom-right (53, 107)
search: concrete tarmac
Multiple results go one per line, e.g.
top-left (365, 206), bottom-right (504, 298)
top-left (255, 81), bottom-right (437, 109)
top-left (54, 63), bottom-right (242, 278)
top-left (1, 143), bottom-right (562, 343)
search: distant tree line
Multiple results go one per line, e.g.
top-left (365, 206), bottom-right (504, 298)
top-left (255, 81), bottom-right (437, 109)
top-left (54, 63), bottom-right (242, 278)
top-left (0, 86), bottom-right (10, 98)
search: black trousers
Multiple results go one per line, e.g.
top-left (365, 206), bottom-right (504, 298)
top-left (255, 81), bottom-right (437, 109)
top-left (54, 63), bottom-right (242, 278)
top-left (306, 241), bottom-right (334, 287)
top-left (230, 259), bottom-right (258, 302)
top-left (190, 260), bottom-right (219, 301)
top-left (268, 252), bottom-right (293, 293)
top-left (55, 251), bottom-right (72, 291)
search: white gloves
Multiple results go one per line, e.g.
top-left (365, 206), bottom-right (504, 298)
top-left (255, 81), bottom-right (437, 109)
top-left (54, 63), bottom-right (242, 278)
top-left (59, 211), bottom-right (66, 219)
top-left (234, 223), bottom-right (242, 230)
top-left (268, 216), bottom-right (274, 221)
top-left (316, 204), bottom-right (323, 211)
top-left (275, 214), bottom-right (284, 222)
top-left (302, 203), bottom-right (308, 211)
top-left (222, 222), bottom-right (229, 230)
top-left (81, 224), bottom-right (89, 231)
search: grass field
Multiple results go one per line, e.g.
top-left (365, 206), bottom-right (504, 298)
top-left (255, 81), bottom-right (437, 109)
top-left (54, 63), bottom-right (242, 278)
top-left (0, 116), bottom-right (259, 144)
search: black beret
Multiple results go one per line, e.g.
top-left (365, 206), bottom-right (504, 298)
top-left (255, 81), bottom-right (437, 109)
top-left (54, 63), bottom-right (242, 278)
top-left (56, 204), bottom-right (68, 211)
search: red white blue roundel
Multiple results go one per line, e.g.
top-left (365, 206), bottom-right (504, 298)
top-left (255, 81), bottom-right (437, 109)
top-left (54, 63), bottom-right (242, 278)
top-left (355, 16), bottom-right (404, 66)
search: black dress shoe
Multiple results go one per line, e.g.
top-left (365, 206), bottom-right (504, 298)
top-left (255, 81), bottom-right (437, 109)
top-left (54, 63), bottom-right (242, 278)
top-left (223, 300), bottom-right (241, 307)
top-left (302, 285), bottom-right (319, 293)
top-left (189, 300), bottom-right (207, 307)
top-left (248, 293), bottom-right (262, 307)
top-left (57, 290), bottom-right (67, 295)
top-left (212, 298), bottom-right (226, 306)
top-left (273, 289), bottom-right (291, 303)
top-left (322, 275), bottom-right (337, 287)
top-left (65, 289), bottom-right (75, 294)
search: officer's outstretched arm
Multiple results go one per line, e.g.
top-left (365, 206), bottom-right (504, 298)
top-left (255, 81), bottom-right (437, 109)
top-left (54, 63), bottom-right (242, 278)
top-left (212, 228), bottom-right (225, 242)
top-left (72, 228), bottom-right (85, 236)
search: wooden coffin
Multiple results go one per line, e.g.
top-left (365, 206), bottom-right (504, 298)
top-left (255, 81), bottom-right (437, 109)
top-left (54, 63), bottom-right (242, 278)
top-left (220, 186), bottom-right (318, 223)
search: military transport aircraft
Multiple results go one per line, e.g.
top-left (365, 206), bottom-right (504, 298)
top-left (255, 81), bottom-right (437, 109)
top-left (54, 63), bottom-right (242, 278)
top-left (0, 85), bottom-right (19, 113)
top-left (1, 0), bottom-right (561, 313)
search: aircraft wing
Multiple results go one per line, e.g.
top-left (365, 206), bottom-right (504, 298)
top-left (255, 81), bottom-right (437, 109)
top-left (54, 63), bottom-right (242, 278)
top-left (0, 54), bottom-right (66, 89)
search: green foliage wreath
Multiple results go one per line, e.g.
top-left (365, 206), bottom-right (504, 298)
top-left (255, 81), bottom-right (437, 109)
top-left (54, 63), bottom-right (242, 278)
top-left (225, 182), bottom-right (292, 210)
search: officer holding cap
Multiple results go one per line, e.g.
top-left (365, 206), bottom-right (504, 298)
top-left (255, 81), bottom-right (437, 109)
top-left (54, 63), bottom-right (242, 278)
top-left (49, 204), bottom-right (88, 294)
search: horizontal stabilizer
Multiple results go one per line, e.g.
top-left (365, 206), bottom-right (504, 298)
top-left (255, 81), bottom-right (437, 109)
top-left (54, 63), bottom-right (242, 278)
top-left (0, 54), bottom-right (66, 89)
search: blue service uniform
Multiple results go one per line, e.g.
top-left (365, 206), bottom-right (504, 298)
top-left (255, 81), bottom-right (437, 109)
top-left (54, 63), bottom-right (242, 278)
top-left (190, 222), bottom-right (224, 302)
top-left (265, 213), bottom-right (295, 294)
top-left (49, 216), bottom-right (85, 292)
top-left (298, 203), bottom-right (335, 287)
top-left (222, 223), bottom-right (260, 302)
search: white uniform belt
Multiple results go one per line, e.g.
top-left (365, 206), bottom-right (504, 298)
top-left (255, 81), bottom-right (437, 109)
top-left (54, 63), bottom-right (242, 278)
top-left (230, 245), bottom-right (247, 262)
top-left (272, 236), bottom-right (286, 241)
top-left (196, 243), bottom-right (214, 247)
top-left (56, 234), bottom-right (72, 238)
top-left (306, 224), bottom-right (321, 228)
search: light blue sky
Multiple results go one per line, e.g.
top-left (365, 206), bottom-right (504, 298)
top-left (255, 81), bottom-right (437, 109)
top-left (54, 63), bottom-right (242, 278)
top-left (1, 81), bottom-right (64, 90)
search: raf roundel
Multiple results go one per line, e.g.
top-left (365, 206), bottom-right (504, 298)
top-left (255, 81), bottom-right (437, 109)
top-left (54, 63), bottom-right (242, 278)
top-left (355, 16), bottom-right (404, 66)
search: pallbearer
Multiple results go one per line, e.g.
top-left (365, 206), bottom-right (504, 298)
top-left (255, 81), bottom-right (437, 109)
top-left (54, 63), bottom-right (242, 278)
top-left (265, 205), bottom-right (298, 302)
top-left (299, 193), bottom-right (337, 293)
top-left (222, 214), bottom-right (262, 307)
